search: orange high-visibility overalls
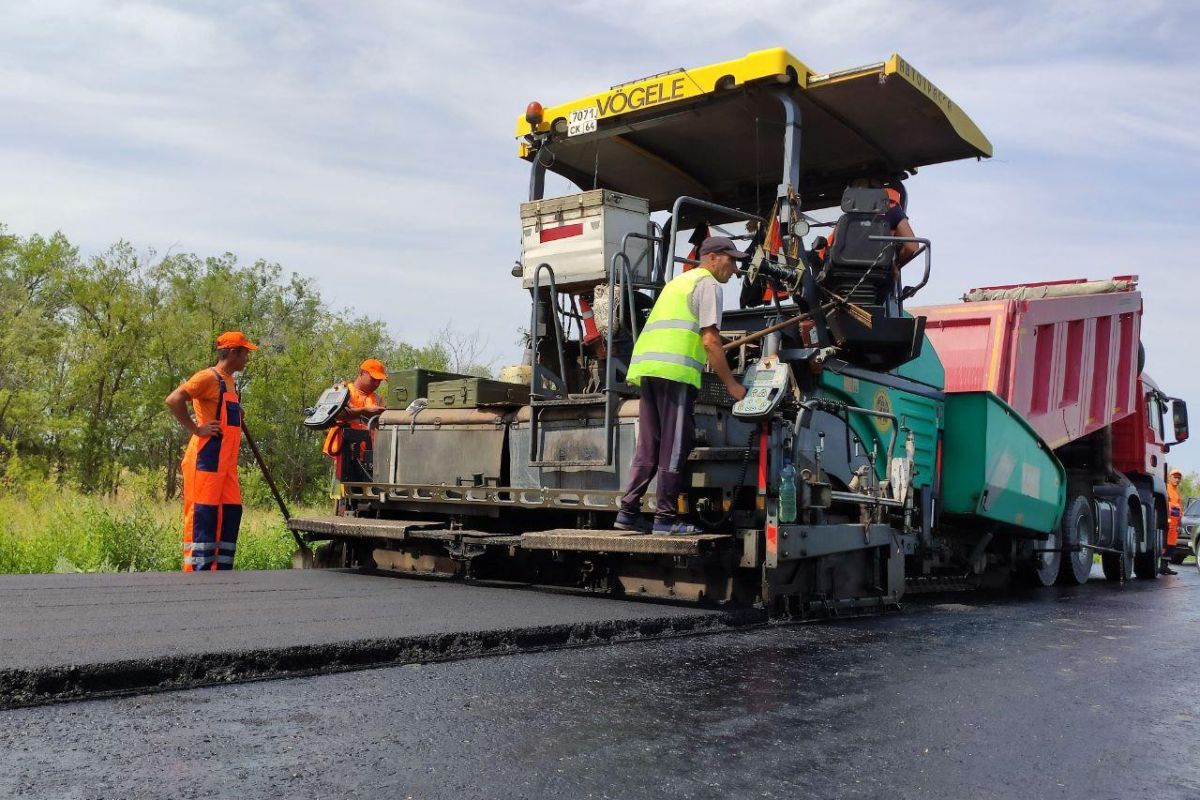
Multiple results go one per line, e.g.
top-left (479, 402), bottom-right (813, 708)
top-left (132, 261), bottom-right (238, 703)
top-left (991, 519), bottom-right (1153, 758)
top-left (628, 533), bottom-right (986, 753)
top-left (181, 369), bottom-right (243, 571)
top-left (1167, 482), bottom-right (1182, 549)
top-left (322, 383), bottom-right (382, 480)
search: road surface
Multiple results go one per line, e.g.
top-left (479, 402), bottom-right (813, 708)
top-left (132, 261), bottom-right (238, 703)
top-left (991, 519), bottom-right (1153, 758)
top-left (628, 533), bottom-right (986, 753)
top-left (2, 566), bottom-right (1199, 799)
top-left (0, 569), bottom-right (756, 707)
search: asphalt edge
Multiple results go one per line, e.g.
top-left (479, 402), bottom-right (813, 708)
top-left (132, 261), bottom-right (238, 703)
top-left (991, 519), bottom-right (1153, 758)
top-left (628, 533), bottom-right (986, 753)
top-left (0, 608), bottom-right (766, 710)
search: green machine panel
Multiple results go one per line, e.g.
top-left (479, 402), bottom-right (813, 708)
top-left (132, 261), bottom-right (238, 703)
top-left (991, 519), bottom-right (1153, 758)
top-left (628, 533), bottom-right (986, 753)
top-left (818, 371), bottom-right (942, 488)
top-left (941, 391), bottom-right (1065, 534)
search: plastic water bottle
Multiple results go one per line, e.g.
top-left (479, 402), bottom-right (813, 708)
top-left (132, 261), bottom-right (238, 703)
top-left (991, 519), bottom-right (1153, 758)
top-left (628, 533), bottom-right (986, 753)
top-left (779, 459), bottom-right (797, 523)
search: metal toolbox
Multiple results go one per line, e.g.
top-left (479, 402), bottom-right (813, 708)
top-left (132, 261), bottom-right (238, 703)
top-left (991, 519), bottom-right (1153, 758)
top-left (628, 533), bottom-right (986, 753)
top-left (391, 368), bottom-right (473, 405)
top-left (520, 189), bottom-right (652, 291)
top-left (426, 378), bottom-right (531, 409)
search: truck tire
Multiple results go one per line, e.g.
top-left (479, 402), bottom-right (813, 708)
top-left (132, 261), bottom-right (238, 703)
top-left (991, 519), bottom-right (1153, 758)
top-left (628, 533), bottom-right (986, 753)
top-left (1020, 529), bottom-right (1062, 587)
top-left (1170, 548), bottom-right (1187, 565)
top-left (1057, 494), bottom-right (1094, 585)
top-left (1102, 504), bottom-right (1137, 582)
top-left (1134, 511), bottom-right (1161, 580)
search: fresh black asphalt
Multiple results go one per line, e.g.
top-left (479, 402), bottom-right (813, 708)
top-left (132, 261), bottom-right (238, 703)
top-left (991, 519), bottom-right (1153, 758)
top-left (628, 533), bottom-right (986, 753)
top-left (0, 569), bottom-right (760, 707)
top-left (2, 566), bottom-right (1199, 799)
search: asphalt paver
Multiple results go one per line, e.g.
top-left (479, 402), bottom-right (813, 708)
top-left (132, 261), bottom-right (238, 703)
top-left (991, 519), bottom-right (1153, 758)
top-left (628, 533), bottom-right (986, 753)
top-left (3, 567), bottom-right (1199, 799)
top-left (0, 569), bottom-right (760, 707)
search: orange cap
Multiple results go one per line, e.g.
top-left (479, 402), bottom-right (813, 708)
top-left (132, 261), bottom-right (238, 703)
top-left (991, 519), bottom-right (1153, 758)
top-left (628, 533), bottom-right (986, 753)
top-left (216, 331), bottom-right (258, 351)
top-left (1170, 467), bottom-right (1183, 477)
top-left (360, 358), bottom-right (388, 381)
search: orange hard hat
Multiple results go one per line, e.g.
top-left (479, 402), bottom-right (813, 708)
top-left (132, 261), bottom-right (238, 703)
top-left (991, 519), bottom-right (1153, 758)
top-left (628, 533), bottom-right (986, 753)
top-left (360, 358), bottom-right (388, 381)
top-left (1170, 467), bottom-right (1183, 477)
top-left (216, 331), bottom-right (258, 351)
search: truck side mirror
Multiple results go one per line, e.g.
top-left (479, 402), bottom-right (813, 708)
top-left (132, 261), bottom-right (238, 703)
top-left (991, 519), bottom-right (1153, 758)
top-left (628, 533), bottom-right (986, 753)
top-left (1170, 398), bottom-right (1189, 445)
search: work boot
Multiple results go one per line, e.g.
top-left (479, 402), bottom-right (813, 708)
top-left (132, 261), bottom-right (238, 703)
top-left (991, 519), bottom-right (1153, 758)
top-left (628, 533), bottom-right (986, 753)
top-left (1161, 561), bottom-right (1178, 576)
top-left (652, 519), bottom-right (705, 536)
top-left (614, 511), bottom-right (651, 534)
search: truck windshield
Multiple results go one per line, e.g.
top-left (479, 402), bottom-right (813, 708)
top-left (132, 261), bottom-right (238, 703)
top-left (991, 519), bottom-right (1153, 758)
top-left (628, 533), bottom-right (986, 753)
top-left (1185, 498), bottom-right (1200, 517)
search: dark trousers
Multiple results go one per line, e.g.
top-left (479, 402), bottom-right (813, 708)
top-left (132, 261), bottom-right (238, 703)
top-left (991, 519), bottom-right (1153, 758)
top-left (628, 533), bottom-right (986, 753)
top-left (620, 377), bottom-right (696, 522)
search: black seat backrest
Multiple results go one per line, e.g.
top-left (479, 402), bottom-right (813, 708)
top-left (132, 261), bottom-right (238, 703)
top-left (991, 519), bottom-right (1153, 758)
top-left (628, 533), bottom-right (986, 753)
top-left (823, 187), bottom-right (897, 305)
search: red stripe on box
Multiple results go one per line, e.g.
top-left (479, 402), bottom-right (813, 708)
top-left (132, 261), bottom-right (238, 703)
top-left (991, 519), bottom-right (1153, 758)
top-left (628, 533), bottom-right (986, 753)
top-left (540, 223), bottom-right (584, 243)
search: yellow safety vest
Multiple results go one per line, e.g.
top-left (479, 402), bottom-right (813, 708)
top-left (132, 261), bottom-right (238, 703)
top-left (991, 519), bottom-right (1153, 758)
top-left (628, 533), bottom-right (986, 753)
top-left (626, 268), bottom-right (711, 389)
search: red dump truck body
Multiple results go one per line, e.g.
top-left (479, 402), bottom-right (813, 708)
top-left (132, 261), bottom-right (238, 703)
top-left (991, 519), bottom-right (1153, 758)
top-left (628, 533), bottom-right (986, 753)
top-left (912, 277), bottom-right (1143, 451)
top-left (1112, 374), bottom-right (1169, 476)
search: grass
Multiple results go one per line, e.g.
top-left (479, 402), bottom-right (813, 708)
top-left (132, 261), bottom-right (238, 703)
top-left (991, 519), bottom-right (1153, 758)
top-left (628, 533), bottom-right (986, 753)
top-left (0, 489), bottom-right (315, 574)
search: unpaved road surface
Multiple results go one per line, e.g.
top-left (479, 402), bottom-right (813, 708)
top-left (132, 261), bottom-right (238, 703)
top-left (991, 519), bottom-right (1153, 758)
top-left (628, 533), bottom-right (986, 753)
top-left (3, 568), bottom-right (1200, 799)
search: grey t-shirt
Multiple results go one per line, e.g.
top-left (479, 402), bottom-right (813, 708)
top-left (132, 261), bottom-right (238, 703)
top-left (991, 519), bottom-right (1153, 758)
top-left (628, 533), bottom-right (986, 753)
top-left (690, 273), bottom-right (723, 330)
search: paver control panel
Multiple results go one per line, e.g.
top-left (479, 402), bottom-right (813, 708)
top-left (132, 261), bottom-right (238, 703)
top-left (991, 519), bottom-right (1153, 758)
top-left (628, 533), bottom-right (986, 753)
top-left (732, 355), bottom-right (790, 419)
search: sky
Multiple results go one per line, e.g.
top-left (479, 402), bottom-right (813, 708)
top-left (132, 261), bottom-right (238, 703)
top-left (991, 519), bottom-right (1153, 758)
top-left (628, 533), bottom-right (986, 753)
top-left (1, 0), bottom-right (1197, 467)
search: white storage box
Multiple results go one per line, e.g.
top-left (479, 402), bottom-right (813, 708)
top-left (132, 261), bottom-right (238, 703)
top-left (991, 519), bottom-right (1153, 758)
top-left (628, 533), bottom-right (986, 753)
top-left (520, 190), bottom-right (652, 291)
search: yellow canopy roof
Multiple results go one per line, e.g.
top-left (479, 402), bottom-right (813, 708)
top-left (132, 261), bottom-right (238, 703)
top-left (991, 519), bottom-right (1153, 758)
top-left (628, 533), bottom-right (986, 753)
top-left (516, 49), bottom-right (992, 214)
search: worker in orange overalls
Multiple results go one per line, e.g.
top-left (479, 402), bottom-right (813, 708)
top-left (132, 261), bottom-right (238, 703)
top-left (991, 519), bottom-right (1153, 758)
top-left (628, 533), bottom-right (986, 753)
top-left (164, 331), bottom-right (257, 572)
top-left (1162, 467), bottom-right (1184, 575)
top-left (323, 358), bottom-right (388, 482)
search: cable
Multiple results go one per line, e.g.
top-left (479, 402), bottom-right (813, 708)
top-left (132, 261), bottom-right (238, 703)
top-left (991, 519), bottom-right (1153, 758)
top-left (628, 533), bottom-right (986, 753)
top-left (696, 426), bottom-right (759, 529)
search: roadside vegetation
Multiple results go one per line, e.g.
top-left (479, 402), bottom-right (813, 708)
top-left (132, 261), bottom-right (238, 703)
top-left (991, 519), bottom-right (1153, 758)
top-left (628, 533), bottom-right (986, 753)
top-left (0, 223), bottom-right (491, 574)
top-left (0, 485), bottom-right (305, 574)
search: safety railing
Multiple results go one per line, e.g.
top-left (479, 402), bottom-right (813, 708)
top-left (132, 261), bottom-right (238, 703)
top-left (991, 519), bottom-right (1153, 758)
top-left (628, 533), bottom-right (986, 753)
top-left (528, 262), bottom-right (569, 401)
top-left (867, 234), bottom-right (932, 301)
top-left (662, 196), bottom-right (765, 282)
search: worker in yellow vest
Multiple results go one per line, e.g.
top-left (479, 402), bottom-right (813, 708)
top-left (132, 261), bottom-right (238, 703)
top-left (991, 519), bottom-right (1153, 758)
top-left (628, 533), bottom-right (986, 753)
top-left (615, 237), bottom-right (748, 535)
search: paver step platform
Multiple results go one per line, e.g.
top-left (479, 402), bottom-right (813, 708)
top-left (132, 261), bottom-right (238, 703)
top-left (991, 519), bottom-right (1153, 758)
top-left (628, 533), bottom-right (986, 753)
top-left (289, 516), bottom-right (735, 556)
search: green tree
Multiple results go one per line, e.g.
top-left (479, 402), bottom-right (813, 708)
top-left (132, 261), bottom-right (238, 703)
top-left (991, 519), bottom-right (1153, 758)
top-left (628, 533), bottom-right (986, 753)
top-left (0, 224), bottom-right (486, 504)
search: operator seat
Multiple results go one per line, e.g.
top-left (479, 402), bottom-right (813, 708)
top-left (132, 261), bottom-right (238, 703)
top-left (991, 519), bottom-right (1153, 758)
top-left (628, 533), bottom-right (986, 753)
top-left (818, 187), bottom-right (925, 372)
top-left (821, 187), bottom-right (902, 307)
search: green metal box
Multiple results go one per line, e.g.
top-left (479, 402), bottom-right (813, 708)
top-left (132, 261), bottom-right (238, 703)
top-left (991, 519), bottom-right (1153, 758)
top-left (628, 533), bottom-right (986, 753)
top-left (941, 391), bottom-right (1065, 534)
top-left (390, 368), bottom-right (473, 406)
top-left (426, 378), bottom-right (531, 409)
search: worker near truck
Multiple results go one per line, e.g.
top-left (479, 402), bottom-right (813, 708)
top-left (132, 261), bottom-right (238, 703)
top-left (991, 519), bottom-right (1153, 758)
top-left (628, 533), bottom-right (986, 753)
top-left (615, 237), bottom-right (749, 535)
top-left (1163, 467), bottom-right (1183, 575)
top-left (323, 358), bottom-right (388, 480)
top-left (164, 331), bottom-right (257, 572)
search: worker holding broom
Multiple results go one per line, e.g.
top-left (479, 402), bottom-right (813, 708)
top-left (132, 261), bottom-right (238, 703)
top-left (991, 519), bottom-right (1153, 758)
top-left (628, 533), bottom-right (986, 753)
top-left (164, 331), bottom-right (256, 572)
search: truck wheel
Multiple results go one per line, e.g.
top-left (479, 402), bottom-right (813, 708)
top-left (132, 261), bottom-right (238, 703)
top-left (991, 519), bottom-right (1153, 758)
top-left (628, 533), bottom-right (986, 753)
top-left (1170, 548), bottom-right (1187, 565)
top-left (1057, 495), bottom-right (1094, 585)
top-left (1021, 529), bottom-right (1062, 587)
top-left (1102, 514), bottom-right (1136, 582)
top-left (1134, 520), bottom-right (1161, 580)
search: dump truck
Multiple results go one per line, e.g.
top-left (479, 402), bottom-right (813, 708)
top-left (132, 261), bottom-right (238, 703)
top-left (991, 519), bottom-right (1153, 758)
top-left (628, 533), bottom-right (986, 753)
top-left (914, 278), bottom-right (1187, 585)
top-left (289, 49), bottom-right (1188, 613)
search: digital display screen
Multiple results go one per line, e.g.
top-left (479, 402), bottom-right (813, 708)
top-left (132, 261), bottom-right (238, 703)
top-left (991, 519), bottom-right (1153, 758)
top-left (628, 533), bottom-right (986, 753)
top-left (755, 369), bottom-right (775, 380)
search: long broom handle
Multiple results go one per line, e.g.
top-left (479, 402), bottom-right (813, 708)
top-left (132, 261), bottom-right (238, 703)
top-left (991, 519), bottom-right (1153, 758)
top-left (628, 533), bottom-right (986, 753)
top-left (240, 419), bottom-right (308, 552)
top-left (721, 314), bottom-right (806, 351)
